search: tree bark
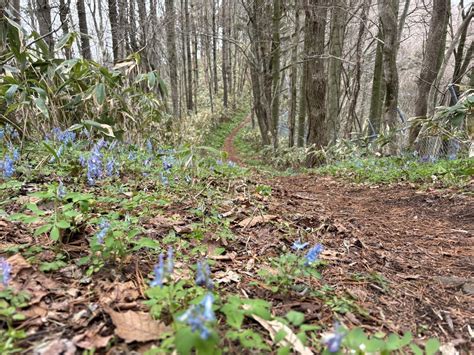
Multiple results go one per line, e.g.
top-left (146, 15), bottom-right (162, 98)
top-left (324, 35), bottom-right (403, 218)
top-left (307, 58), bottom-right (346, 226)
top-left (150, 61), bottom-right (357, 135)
top-left (165, 0), bottom-right (179, 118)
top-left (368, 27), bottom-right (385, 136)
top-left (408, 0), bottom-right (449, 148)
top-left (288, 3), bottom-right (300, 147)
top-left (270, 0), bottom-right (282, 148)
top-left (77, 0), bottom-right (92, 59)
top-left (304, 0), bottom-right (328, 166)
top-left (35, 0), bottom-right (53, 53)
top-left (378, 0), bottom-right (400, 154)
top-left (327, 0), bottom-right (347, 143)
top-left (107, 0), bottom-right (120, 62)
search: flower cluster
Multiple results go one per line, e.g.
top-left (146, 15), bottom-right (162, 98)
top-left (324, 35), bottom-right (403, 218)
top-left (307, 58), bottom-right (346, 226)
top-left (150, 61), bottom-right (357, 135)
top-left (57, 181), bottom-right (66, 199)
top-left (150, 247), bottom-right (174, 288)
top-left (0, 257), bottom-right (12, 286)
top-left (0, 124), bottom-right (20, 141)
top-left (177, 293), bottom-right (216, 340)
top-left (106, 157), bottom-right (118, 177)
top-left (52, 128), bottom-right (76, 145)
top-left (1, 144), bottom-right (20, 179)
top-left (305, 244), bottom-right (324, 265)
top-left (96, 220), bottom-right (111, 244)
top-left (87, 142), bottom-right (104, 185)
top-left (322, 322), bottom-right (345, 353)
top-left (195, 260), bottom-right (213, 290)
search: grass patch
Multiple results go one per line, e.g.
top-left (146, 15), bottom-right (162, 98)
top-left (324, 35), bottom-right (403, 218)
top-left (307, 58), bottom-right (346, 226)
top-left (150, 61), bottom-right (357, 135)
top-left (204, 109), bottom-right (248, 150)
top-left (316, 156), bottom-right (473, 188)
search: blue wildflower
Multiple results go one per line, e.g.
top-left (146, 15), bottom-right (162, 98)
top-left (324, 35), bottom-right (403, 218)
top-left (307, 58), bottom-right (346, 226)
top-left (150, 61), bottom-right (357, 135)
top-left (2, 155), bottom-right (15, 178)
top-left (87, 143), bottom-right (104, 185)
top-left (323, 322), bottom-right (345, 353)
top-left (216, 159), bottom-right (223, 166)
top-left (195, 260), bottom-right (213, 289)
top-left (150, 253), bottom-right (165, 287)
top-left (292, 239), bottom-right (309, 251)
top-left (96, 220), bottom-right (110, 244)
top-left (57, 181), bottom-right (66, 199)
top-left (146, 139), bottom-right (153, 153)
top-left (227, 160), bottom-right (236, 168)
top-left (160, 173), bottom-right (169, 186)
top-left (0, 258), bottom-right (12, 286)
top-left (177, 293), bottom-right (215, 340)
top-left (127, 152), bottom-right (136, 161)
top-left (106, 157), bottom-right (117, 177)
top-left (305, 244), bottom-right (323, 265)
top-left (0, 129), bottom-right (4, 140)
top-left (79, 155), bottom-right (86, 167)
top-left (166, 247), bottom-right (174, 274)
top-left (162, 158), bottom-right (173, 171)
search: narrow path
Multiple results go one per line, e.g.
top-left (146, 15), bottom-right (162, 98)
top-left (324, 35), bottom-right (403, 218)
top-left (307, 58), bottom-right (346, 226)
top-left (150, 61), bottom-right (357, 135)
top-left (223, 115), bottom-right (251, 164)
top-left (221, 122), bottom-right (474, 347)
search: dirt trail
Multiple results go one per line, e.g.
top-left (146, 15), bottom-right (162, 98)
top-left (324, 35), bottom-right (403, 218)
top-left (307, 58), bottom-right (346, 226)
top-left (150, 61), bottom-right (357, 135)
top-left (224, 117), bottom-right (474, 348)
top-left (223, 115), bottom-right (251, 164)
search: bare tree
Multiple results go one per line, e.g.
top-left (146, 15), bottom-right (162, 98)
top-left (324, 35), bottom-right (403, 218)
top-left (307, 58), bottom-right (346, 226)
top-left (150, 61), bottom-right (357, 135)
top-left (77, 0), bottom-right (91, 59)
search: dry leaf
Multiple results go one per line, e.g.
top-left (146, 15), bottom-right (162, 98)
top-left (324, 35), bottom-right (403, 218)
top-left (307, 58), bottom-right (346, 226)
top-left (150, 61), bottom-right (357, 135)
top-left (243, 305), bottom-right (313, 355)
top-left (35, 339), bottom-right (77, 355)
top-left (106, 308), bottom-right (169, 343)
top-left (72, 325), bottom-right (112, 349)
top-left (214, 270), bottom-right (241, 284)
top-left (238, 214), bottom-right (277, 228)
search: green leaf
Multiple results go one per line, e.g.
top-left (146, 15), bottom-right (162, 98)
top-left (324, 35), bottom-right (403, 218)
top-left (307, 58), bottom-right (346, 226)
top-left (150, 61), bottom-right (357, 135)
top-left (55, 220), bottom-right (70, 229)
top-left (50, 226), bottom-right (60, 241)
top-left (34, 224), bottom-right (52, 236)
top-left (132, 237), bottom-right (161, 251)
top-left (94, 83), bottom-right (106, 105)
top-left (425, 338), bottom-right (440, 355)
top-left (409, 344), bottom-right (423, 355)
top-left (82, 120), bottom-right (115, 138)
top-left (5, 84), bottom-right (19, 103)
top-left (34, 97), bottom-right (49, 118)
top-left (285, 311), bottom-right (305, 326)
top-left (147, 72), bottom-right (157, 89)
top-left (42, 142), bottom-right (60, 163)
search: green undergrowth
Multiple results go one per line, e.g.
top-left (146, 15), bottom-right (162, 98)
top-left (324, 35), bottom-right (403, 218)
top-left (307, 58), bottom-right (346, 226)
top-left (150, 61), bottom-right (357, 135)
top-left (205, 109), bottom-right (249, 150)
top-left (316, 156), bottom-right (473, 189)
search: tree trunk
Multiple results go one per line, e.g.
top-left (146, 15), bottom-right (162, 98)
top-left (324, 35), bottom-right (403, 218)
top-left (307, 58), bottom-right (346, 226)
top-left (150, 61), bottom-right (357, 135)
top-left (35, 0), bottom-right (53, 53)
top-left (378, 0), bottom-right (399, 154)
top-left (107, 0), bottom-right (119, 62)
top-left (368, 26), bottom-right (385, 136)
top-left (270, 0), bottom-right (282, 148)
top-left (184, 0), bottom-right (194, 111)
top-left (408, 0), bottom-right (449, 148)
top-left (58, 0), bottom-right (71, 59)
top-left (288, 3), bottom-right (300, 147)
top-left (222, 0), bottom-right (229, 108)
top-left (304, 0), bottom-right (328, 166)
top-left (165, 0), bottom-right (179, 118)
top-left (77, 0), bottom-right (92, 59)
top-left (326, 0), bottom-right (347, 143)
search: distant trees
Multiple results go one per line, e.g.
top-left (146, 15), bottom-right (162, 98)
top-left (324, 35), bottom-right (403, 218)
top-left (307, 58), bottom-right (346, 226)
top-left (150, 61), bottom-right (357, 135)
top-left (2, 0), bottom-right (472, 163)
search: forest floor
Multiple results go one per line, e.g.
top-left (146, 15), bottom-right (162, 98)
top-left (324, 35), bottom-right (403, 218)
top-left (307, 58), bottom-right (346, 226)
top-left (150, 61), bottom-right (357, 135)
top-left (224, 118), bottom-right (474, 351)
top-left (1, 118), bottom-right (473, 354)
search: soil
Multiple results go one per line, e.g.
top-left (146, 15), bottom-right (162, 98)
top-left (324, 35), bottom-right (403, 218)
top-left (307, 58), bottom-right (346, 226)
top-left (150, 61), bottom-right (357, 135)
top-left (223, 115), bottom-right (251, 164)
top-left (224, 118), bottom-right (474, 350)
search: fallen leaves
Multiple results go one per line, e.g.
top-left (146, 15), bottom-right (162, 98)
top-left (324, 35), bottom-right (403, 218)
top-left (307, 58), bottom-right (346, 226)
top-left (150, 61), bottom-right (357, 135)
top-left (105, 308), bottom-right (170, 343)
top-left (238, 214), bottom-right (277, 228)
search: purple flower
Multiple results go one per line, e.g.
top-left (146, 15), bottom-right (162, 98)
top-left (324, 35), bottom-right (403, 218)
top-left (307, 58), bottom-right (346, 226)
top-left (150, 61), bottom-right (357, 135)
top-left (0, 258), bottom-right (12, 286)
top-left (2, 155), bottom-right (15, 178)
top-left (195, 260), bottom-right (213, 289)
top-left (87, 143), bottom-right (104, 185)
top-left (106, 157), bottom-right (117, 177)
top-left (177, 293), bottom-right (215, 339)
top-left (166, 247), bottom-right (174, 274)
top-left (150, 254), bottom-right (165, 287)
top-left (305, 244), bottom-right (323, 265)
top-left (323, 322), bottom-right (345, 353)
top-left (95, 220), bottom-right (110, 244)
top-left (292, 240), bottom-right (309, 251)
top-left (57, 181), bottom-right (66, 199)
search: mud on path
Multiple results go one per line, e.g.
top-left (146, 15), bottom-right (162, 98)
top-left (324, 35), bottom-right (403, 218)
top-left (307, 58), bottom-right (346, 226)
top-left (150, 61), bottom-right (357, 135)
top-left (223, 117), bottom-right (473, 349)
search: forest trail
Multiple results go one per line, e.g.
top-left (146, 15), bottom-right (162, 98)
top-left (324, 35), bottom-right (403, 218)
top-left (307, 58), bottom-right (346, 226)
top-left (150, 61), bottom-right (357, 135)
top-left (223, 118), bottom-right (474, 346)
top-left (223, 115), bottom-right (251, 164)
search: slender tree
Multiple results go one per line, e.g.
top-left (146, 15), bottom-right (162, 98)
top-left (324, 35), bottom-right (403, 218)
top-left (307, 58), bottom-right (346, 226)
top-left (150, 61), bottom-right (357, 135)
top-left (77, 0), bottom-right (91, 59)
top-left (165, 0), bottom-right (179, 118)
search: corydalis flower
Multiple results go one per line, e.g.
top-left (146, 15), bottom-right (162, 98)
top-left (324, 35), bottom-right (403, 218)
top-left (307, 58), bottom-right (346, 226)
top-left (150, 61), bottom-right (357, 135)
top-left (177, 293), bottom-right (215, 339)
top-left (1, 155), bottom-right (15, 178)
top-left (87, 142), bottom-right (104, 185)
top-left (150, 247), bottom-right (174, 288)
top-left (57, 181), bottom-right (66, 199)
top-left (106, 157), bottom-right (117, 177)
top-left (96, 220), bottom-right (110, 244)
top-left (0, 258), bottom-right (12, 286)
top-left (195, 260), bottom-right (213, 289)
top-left (323, 322), bottom-right (345, 353)
top-left (305, 244), bottom-right (323, 265)
top-left (292, 239), bottom-right (309, 251)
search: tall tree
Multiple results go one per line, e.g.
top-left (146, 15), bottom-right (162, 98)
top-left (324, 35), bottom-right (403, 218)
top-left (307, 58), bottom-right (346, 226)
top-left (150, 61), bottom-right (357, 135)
top-left (107, 0), bottom-right (120, 61)
top-left (304, 0), bottom-right (328, 166)
top-left (165, 0), bottom-right (179, 118)
top-left (35, 0), bottom-right (53, 52)
top-left (77, 0), bottom-right (91, 59)
top-left (368, 26), bottom-right (385, 136)
top-left (378, 0), bottom-right (399, 154)
top-left (58, 0), bottom-right (71, 58)
top-left (326, 0), bottom-right (347, 143)
top-left (408, 0), bottom-right (449, 148)
top-left (270, 0), bottom-right (282, 148)
top-left (288, 1), bottom-right (300, 147)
